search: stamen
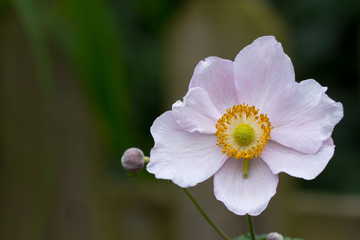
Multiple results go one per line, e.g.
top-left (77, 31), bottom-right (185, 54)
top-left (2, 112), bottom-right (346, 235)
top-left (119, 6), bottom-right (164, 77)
top-left (215, 103), bottom-right (273, 161)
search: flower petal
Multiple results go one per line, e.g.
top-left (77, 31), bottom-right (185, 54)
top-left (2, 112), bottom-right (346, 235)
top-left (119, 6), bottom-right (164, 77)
top-left (261, 138), bottom-right (335, 180)
top-left (172, 87), bottom-right (221, 134)
top-left (213, 158), bottom-right (278, 216)
top-left (147, 111), bottom-right (228, 188)
top-left (233, 36), bottom-right (295, 108)
top-left (189, 57), bottom-right (237, 114)
top-left (269, 79), bottom-right (343, 154)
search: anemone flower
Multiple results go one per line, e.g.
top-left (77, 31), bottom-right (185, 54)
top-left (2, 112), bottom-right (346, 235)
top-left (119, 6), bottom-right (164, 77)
top-left (147, 36), bottom-right (343, 216)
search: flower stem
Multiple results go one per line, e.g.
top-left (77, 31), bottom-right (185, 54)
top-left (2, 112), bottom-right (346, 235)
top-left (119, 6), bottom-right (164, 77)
top-left (247, 215), bottom-right (256, 240)
top-left (183, 188), bottom-right (230, 240)
top-left (143, 156), bottom-right (150, 163)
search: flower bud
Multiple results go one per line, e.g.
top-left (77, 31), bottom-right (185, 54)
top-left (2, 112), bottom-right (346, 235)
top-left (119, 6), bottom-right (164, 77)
top-left (121, 148), bottom-right (145, 173)
top-left (266, 232), bottom-right (283, 240)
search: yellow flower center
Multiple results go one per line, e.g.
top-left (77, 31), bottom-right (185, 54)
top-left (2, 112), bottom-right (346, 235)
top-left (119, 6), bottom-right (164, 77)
top-left (215, 103), bottom-right (273, 177)
top-left (234, 124), bottom-right (255, 146)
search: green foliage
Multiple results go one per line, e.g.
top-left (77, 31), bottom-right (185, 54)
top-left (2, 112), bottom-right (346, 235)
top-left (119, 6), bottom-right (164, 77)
top-left (59, 0), bottom-right (133, 151)
top-left (233, 232), bottom-right (303, 240)
top-left (0, 0), bottom-right (8, 13)
top-left (12, 0), bottom-right (53, 100)
top-left (10, 0), bottom-right (137, 156)
top-left (45, 0), bottom-right (136, 155)
top-left (5, 0), bottom-right (178, 175)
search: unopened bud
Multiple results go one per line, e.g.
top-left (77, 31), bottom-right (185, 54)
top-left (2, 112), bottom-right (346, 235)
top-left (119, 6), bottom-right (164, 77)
top-left (121, 148), bottom-right (145, 173)
top-left (266, 232), bottom-right (283, 240)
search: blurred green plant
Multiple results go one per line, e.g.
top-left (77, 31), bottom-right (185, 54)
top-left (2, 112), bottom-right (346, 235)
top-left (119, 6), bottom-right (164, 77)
top-left (8, 0), bottom-right (179, 177)
top-left (10, 0), bottom-right (135, 157)
top-left (46, 0), bottom-right (178, 159)
top-left (13, 0), bottom-right (53, 100)
top-left (50, 0), bottom-right (134, 153)
top-left (10, 2), bottom-right (55, 240)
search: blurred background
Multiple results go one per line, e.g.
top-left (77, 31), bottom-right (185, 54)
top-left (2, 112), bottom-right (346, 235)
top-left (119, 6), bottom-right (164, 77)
top-left (0, 0), bottom-right (359, 239)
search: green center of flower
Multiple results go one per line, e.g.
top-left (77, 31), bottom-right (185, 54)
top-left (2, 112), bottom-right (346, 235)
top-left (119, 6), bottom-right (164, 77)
top-left (234, 124), bottom-right (255, 146)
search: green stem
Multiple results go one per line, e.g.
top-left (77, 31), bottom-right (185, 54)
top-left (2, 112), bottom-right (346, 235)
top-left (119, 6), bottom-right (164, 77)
top-left (247, 215), bottom-right (256, 240)
top-left (183, 188), bottom-right (230, 240)
top-left (143, 156), bottom-right (150, 163)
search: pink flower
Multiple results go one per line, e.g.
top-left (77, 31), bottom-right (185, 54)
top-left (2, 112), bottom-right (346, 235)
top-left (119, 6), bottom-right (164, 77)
top-left (147, 36), bottom-right (343, 216)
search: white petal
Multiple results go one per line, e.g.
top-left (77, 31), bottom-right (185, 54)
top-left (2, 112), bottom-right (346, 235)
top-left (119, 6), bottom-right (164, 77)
top-left (213, 158), bottom-right (278, 216)
top-left (189, 57), bottom-right (237, 114)
top-left (147, 111), bottom-right (228, 188)
top-left (172, 87), bottom-right (221, 134)
top-left (233, 36), bottom-right (295, 108)
top-left (261, 138), bottom-right (335, 180)
top-left (269, 79), bottom-right (343, 154)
